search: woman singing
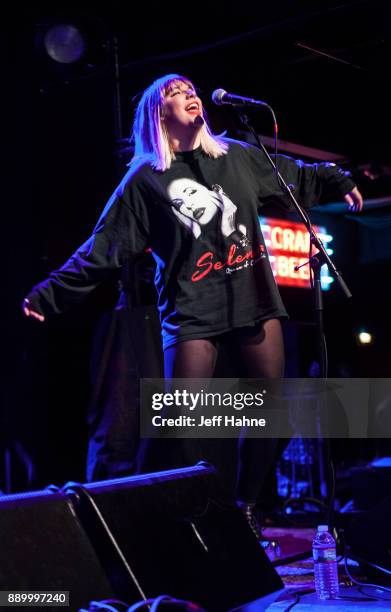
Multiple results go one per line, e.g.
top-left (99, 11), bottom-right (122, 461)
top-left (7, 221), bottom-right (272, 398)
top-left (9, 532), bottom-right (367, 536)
top-left (23, 73), bottom-right (363, 538)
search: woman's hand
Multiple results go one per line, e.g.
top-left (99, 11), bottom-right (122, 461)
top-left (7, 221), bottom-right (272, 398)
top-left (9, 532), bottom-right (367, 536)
top-left (344, 186), bottom-right (364, 212)
top-left (23, 298), bottom-right (45, 322)
top-left (212, 185), bottom-right (238, 237)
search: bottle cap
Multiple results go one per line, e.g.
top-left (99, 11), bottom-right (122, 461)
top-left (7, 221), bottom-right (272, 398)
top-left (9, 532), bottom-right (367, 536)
top-left (317, 525), bottom-right (328, 532)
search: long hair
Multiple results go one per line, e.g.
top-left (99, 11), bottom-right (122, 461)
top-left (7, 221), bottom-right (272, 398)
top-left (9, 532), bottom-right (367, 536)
top-left (129, 73), bottom-right (228, 172)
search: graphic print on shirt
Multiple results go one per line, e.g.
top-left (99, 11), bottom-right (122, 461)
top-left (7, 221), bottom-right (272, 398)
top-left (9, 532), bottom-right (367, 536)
top-left (167, 178), bottom-right (248, 243)
top-left (167, 178), bottom-right (267, 282)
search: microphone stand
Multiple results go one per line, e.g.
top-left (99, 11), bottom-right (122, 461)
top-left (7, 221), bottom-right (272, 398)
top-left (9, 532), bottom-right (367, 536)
top-left (235, 109), bottom-right (352, 526)
top-left (235, 110), bottom-right (352, 304)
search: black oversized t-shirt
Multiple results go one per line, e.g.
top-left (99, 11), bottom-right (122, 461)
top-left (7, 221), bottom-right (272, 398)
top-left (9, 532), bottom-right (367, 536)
top-left (26, 139), bottom-right (356, 349)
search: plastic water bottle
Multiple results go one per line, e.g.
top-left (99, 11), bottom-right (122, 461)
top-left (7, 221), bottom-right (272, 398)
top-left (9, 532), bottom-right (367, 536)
top-left (312, 525), bottom-right (339, 599)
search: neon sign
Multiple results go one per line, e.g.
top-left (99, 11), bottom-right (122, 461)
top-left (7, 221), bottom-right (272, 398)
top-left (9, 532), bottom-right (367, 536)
top-left (259, 217), bottom-right (334, 290)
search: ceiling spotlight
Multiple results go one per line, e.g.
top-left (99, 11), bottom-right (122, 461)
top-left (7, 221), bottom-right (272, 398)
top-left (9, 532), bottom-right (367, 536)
top-left (357, 330), bottom-right (373, 345)
top-left (43, 24), bottom-right (86, 64)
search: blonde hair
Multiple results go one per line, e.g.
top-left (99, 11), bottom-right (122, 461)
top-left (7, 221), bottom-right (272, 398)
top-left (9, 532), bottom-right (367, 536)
top-left (129, 73), bottom-right (228, 172)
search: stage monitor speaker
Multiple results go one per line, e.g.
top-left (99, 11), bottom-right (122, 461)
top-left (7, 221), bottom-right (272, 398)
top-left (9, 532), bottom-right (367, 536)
top-left (0, 489), bottom-right (115, 610)
top-left (351, 463), bottom-right (391, 510)
top-left (67, 462), bottom-right (284, 611)
top-left (344, 495), bottom-right (391, 572)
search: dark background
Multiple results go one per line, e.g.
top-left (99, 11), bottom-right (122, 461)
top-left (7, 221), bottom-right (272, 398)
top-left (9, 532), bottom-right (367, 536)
top-left (2, 0), bottom-right (390, 492)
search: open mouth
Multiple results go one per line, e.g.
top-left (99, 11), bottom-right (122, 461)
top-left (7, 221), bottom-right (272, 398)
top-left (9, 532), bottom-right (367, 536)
top-left (185, 102), bottom-right (200, 112)
top-left (193, 207), bottom-right (205, 220)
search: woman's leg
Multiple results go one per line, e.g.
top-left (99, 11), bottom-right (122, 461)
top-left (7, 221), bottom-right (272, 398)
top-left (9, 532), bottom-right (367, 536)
top-left (164, 339), bottom-right (218, 379)
top-left (236, 319), bottom-right (286, 505)
top-left (137, 339), bottom-right (218, 473)
top-left (238, 318), bottom-right (285, 379)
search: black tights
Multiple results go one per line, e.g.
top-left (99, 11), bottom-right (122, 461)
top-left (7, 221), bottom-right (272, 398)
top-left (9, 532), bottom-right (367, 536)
top-left (139, 319), bottom-right (286, 504)
top-left (164, 318), bottom-right (285, 379)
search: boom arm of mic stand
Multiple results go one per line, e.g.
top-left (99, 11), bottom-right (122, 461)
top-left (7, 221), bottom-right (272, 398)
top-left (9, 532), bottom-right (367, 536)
top-left (235, 110), bottom-right (352, 299)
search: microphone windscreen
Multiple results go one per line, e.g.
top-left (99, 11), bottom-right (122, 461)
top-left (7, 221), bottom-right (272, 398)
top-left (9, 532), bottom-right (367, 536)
top-left (211, 89), bottom-right (226, 105)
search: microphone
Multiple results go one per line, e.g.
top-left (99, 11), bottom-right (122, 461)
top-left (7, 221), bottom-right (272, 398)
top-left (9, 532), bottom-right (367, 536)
top-left (212, 88), bottom-right (268, 107)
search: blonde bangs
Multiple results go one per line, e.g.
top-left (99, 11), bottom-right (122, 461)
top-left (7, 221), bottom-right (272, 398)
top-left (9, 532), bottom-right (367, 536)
top-left (162, 77), bottom-right (195, 98)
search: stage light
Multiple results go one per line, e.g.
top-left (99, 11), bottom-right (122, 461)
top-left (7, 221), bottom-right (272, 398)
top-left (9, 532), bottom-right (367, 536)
top-left (357, 330), bottom-right (373, 345)
top-left (43, 24), bottom-right (86, 64)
